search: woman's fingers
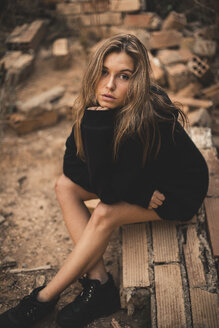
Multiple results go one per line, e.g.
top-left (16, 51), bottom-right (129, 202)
top-left (87, 106), bottom-right (109, 111)
top-left (148, 190), bottom-right (165, 209)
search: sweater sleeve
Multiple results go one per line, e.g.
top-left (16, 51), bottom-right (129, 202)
top-left (81, 108), bottom-right (120, 204)
top-left (63, 126), bottom-right (92, 192)
top-left (81, 108), bottom-right (156, 207)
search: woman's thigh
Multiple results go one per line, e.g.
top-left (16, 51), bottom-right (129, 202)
top-left (95, 201), bottom-right (161, 229)
top-left (60, 174), bottom-right (98, 202)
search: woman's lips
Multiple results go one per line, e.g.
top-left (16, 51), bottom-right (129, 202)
top-left (101, 94), bottom-right (116, 101)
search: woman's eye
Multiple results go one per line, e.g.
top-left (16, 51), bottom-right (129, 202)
top-left (102, 69), bottom-right (108, 76)
top-left (120, 74), bottom-right (129, 80)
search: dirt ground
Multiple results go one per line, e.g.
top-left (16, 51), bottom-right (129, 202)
top-left (0, 44), bottom-right (148, 327)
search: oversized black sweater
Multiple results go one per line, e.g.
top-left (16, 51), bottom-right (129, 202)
top-left (63, 99), bottom-right (209, 221)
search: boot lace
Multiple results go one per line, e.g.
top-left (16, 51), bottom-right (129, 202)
top-left (75, 276), bottom-right (98, 304)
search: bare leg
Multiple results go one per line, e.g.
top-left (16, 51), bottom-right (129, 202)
top-left (38, 200), bottom-right (161, 302)
top-left (54, 174), bottom-right (108, 283)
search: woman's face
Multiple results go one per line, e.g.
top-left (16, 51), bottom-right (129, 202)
top-left (95, 51), bottom-right (134, 109)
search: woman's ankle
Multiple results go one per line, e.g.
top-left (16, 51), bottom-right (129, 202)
top-left (37, 288), bottom-right (56, 303)
top-left (87, 271), bottom-right (109, 285)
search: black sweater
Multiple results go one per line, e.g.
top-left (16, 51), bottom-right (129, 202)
top-left (63, 102), bottom-right (209, 221)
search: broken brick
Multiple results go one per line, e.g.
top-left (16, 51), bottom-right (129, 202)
top-left (162, 11), bottom-right (187, 31)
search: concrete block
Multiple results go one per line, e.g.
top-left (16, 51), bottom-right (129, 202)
top-left (6, 20), bottom-right (46, 51)
top-left (188, 55), bottom-right (214, 85)
top-left (110, 0), bottom-right (141, 12)
top-left (183, 225), bottom-right (206, 288)
top-left (193, 38), bottom-right (217, 58)
top-left (56, 2), bottom-right (81, 15)
top-left (187, 127), bottom-right (213, 149)
top-left (162, 11), bottom-right (187, 30)
top-left (166, 63), bottom-right (191, 92)
top-left (190, 288), bottom-right (218, 327)
top-left (200, 147), bottom-right (219, 175)
top-left (204, 198), bottom-right (219, 257)
top-left (149, 30), bottom-right (183, 49)
top-left (152, 221), bottom-right (179, 262)
top-left (0, 51), bottom-right (34, 86)
top-left (53, 38), bottom-right (71, 69)
top-left (124, 13), bottom-right (161, 29)
top-left (155, 264), bottom-right (186, 328)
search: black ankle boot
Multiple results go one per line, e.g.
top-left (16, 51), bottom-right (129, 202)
top-left (0, 286), bottom-right (59, 328)
top-left (57, 273), bottom-right (121, 328)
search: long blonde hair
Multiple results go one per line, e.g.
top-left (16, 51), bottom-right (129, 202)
top-left (73, 34), bottom-right (186, 166)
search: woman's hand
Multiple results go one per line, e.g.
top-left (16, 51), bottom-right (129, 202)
top-left (87, 106), bottom-right (109, 111)
top-left (148, 190), bottom-right (165, 210)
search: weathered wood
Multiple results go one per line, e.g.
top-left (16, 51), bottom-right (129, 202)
top-left (183, 225), bottom-right (206, 287)
top-left (10, 265), bottom-right (52, 273)
top-left (204, 198), bottom-right (219, 257)
top-left (171, 96), bottom-right (213, 109)
top-left (155, 264), bottom-right (186, 328)
top-left (152, 221), bottom-right (179, 263)
top-left (53, 38), bottom-right (71, 69)
top-left (207, 174), bottom-right (219, 197)
top-left (190, 288), bottom-right (218, 327)
top-left (6, 20), bottom-right (46, 51)
top-left (122, 223), bottom-right (149, 288)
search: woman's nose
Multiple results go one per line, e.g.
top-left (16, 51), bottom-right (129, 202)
top-left (106, 75), bottom-right (116, 90)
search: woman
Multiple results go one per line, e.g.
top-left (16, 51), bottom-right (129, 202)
top-left (0, 34), bottom-right (209, 328)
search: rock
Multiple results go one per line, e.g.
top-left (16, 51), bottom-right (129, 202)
top-left (35, 274), bottom-right (46, 287)
top-left (16, 86), bottom-right (65, 115)
top-left (193, 38), bottom-right (217, 58)
top-left (53, 38), bottom-right (71, 69)
top-left (0, 256), bottom-right (17, 269)
top-left (162, 11), bottom-right (187, 31)
top-left (0, 215), bottom-right (5, 224)
top-left (188, 108), bottom-right (212, 128)
top-left (6, 20), bottom-right (47, 51)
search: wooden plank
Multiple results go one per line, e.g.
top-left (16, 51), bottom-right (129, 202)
top-left (204, 198), bottom-right (219, 257)
top-left (183, 225), bottom-right (206, 287)
top-left (155, 264), bottom-right (186, 328)
top-left (190, 288), bottom-right (218, 327)
top-left (122, 223), bottom-right (150, 287)
top-left (200, 147), bottom-right (219, 175)
top-left (152, 221), bottom-right (179, 262)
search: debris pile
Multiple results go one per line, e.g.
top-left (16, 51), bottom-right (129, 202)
top-left (0, 1), bottom-right (218, 145)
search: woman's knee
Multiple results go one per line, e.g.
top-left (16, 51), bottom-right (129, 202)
top-left (91, 202), bottom-right (115, 230)
top-left (55, 174), bottom-right (78, 198)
